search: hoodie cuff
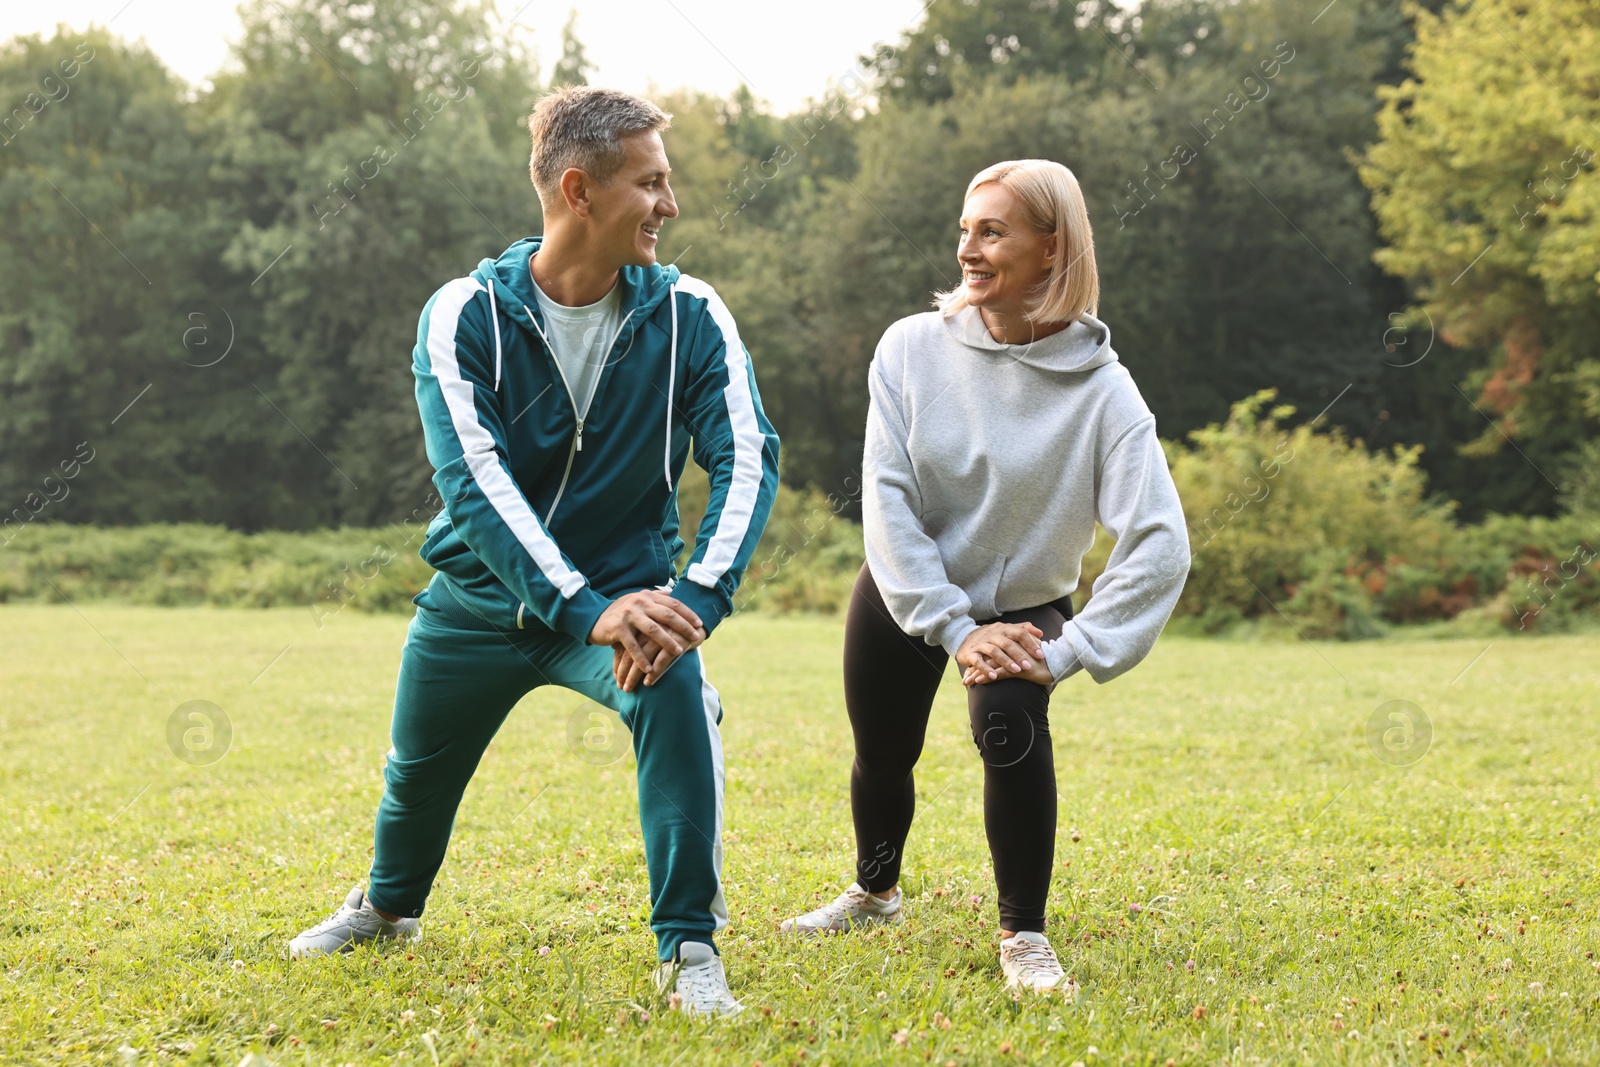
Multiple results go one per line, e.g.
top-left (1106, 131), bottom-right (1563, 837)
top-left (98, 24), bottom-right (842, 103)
top-left (1043, 627), bottom-right (1086, 684)
top-left (553, 585), bottom-right (612, 644)
top-left (668, 579), bottom-right (733, 637)
top-left (936, 615), bottom-right (980, 659)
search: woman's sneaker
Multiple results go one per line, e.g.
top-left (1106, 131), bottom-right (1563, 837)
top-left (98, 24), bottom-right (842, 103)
top-left (780, 882), bottom-right (902, 935)
top-left (999, 931), bottom-right (1079, 996)
top-left (288, 886), bottom-right (421, 958)
top-left (656, 941), bottom-right (743, 1016)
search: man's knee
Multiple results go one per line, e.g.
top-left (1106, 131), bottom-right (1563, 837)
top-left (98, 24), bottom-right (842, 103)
top-left (625, 652), bottom-right (714, 730)
top-left (382, 747), bottom-right (463, 806)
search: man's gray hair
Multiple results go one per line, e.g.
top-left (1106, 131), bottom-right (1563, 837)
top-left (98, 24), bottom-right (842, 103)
top-left (528, 86), bottom-right (672, 202)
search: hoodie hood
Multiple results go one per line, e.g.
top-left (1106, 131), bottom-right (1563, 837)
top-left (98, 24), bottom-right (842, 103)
top-left (473, 235), bottom-right (681, 335)
top-left (943, 305), bottom-right (1117, 373)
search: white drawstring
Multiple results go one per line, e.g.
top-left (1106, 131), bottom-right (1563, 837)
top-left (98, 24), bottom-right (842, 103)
top-left (664, 282), bottom-right (678, 491)
top-left (487, 278), bottom-right (504, 391)
top-left (487, 268), bottom-right (672, 478)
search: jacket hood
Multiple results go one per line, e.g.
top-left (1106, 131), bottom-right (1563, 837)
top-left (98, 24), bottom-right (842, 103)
top-left (473, 235), bottom-right (681, 333)
top-left (943, 305), bottom-right (1117, 373)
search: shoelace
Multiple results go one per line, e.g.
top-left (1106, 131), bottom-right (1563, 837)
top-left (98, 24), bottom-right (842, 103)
top-left (307, 905), bottom-right (360, 932)
top-left (310, 902), bottom-right (387, 935)
top-left (1005, 940), bottom-right (1062, 978)
top-left (677, 960), bottom-right (732, 1008)
top-left (811, 886), bottom-right (872, 924)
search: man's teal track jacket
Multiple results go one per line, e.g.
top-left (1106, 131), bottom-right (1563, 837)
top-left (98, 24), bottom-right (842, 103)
top-left (412, 236), bottom-right (781, 641)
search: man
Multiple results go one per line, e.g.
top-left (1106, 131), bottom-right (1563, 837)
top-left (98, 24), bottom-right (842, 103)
top-left (287, 86), bottom-right (780, 1017)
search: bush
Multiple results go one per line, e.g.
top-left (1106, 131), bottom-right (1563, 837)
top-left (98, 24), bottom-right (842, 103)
top-left (0, 522), bottom-right (437, 621)
top-left (1454, 513), bottom-right (1600, 633)
top-left (1157, 390), bottom-right (1466, 636)
top-left (3, 394), bottom-right (1594, 638)
top-left (0, 474), bottom-right (867, 619)
top-left (676, 462), bottom-right (864, 615)
top-left (1074, 391), bottom-right (1485, 637)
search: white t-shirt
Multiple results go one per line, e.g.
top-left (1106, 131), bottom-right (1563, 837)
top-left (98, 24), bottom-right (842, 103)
top-left (530, 260), bottom-right (623, 421)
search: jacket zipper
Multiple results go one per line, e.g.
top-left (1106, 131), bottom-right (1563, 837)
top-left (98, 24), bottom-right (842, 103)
top-left (574, 308), bottom-right (635, 452)
top-left (506, 292), bottom-right (639, 630)
top-left (524, 304), bottom-right (635, 522)
top-left (545, 435), bottom-right (577, 525)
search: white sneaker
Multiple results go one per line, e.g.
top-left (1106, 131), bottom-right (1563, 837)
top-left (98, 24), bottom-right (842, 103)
top-left (999, 931), bottom-right (1079, 996)
top-left (780, 882), bottom-right (902, 935)
top-left (287, 886), bottom-right (421, 958)
top-left (656, 941), bottom-right (742, 1016)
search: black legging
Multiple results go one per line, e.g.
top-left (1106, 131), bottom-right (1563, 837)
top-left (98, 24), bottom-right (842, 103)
top-left (844, 562), bottom-right (1071, 933)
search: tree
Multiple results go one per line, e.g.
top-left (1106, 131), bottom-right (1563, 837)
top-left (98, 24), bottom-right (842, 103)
top-left (1, 0), bottom-right (1574, 531)
top-left (0, 28), bottom-right (220, 525)
top-left (1360, 0), bottom-right (1600, 513)
top-left (550, 10), bottom-right (593, 87)
top-left (867, 0), bottom-right (1118, 104)
top-left (202, 0), bottom-right (544, 527)
top-left (754, 0), bottom-right (1420, 505)
top-left (0, 2), bottom-right (546, 531)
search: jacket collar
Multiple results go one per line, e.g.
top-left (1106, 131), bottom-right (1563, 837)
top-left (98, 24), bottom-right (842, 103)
top-left (474, 235), bottom-right (681, 336)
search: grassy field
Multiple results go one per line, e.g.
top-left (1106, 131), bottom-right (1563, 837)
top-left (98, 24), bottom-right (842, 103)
top-left (1, 604), bottom-right (1597, 1066)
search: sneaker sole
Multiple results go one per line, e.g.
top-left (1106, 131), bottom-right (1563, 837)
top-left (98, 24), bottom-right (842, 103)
top-left (1004, 974), bottom-right (1081, 998)
top-left (780, 913), bottom-right (902, 936)
top-left (675, 1001), bottom-right (745, 1017)
top-left (288, 928), bottom-right (421, 959)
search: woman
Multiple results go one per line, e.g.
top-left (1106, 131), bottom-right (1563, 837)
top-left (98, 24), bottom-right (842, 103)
top-left (782, 160), bottom-right (1190, 994)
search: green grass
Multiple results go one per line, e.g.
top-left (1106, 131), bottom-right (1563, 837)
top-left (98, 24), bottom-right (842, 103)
top-left (2, 605), bottom-right (1597, 1066)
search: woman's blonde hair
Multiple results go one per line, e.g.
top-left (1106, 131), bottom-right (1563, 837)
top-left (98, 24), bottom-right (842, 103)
top-left (935, 159), bottom-right (1099, 323)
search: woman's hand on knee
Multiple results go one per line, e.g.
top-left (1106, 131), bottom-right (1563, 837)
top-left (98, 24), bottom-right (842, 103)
top-left (956, 622), bottom-right (1045, 685)
top-left (962, 658), bottom-right (1052, 687)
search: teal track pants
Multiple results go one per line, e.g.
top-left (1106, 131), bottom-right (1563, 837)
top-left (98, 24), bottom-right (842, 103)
top-left (365, 574), bottom-right (727, 961)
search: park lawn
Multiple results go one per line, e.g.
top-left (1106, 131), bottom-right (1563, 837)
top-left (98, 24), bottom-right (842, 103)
top-left (0, 603), bottom-right (1597, 1066)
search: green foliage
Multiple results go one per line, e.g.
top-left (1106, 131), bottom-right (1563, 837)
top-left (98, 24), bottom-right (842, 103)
top-left (0, 2), bottom-right (541, 532)
top-left (0, 521), bottom-right (437, 619)
top-left (0, 0), bottom-right (1589, 538)
top-left (866, 0), bottom-right (1118, 104)
top-left (550, 9), bottom-right (593, 88)
top-left (6, 393), bottom-right (1593, 636)
top-left (757, 0), bottom-right (1440, 503)
top-left (1078, 391), bottom-right (1600, 637)
top-left (1166, 390), bottom-right (1461, 636)
top-left (207, 0), bottom-right (543, 528)
top-left (1559, 439), bottom-right (1600, 515)
top-left (0, 475), bottom-right (867, 618)
top-left (0, 28), bottom-right (216, 524)
top-left (1359, 0), bottom-right (1600, 489)
top-left (1454, 512), bottom-right (1600, 634)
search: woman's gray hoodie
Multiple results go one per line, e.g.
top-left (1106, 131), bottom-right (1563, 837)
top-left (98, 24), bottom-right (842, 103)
top-left (862, 306), bottom-right (1191, 684)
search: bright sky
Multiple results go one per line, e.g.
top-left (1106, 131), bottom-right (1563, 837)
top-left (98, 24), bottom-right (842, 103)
top-left (1, 0), bottom-right (933, 114)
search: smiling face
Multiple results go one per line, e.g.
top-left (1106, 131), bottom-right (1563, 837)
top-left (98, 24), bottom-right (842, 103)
top-left (587, 129), bottom-right (678, 268)
top-left (956, 182), bottom-right (1057, 321)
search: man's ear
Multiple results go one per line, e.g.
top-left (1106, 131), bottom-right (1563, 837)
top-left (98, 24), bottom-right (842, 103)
top-left (560, 167), bottom-right (592, 218)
